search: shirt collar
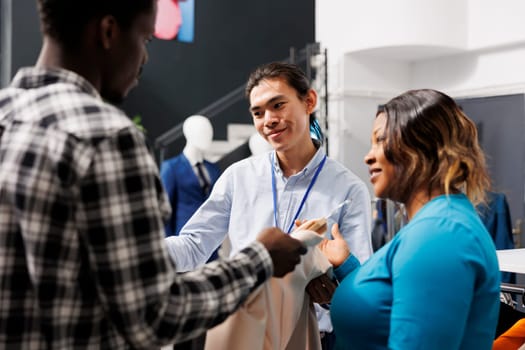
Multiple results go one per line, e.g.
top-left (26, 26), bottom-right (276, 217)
top-left (271, 140), bottom-right (326, 176)
top-left (11, 67), bottom-right (102, 100)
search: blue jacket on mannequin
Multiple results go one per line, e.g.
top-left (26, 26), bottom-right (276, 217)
top-left (160, 154), bottom-right (220, 236)
top-left (160, 115), bottom-right (221, 263)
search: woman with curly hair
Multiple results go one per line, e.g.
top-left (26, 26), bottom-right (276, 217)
top-left (318, 89), bottom-right (500, 349)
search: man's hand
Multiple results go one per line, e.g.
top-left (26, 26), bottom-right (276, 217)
top-left (256, 227), bottom-right (307, 277)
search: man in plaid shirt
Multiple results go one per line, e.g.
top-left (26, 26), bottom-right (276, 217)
top-left (0, 0), bottom-right (307, 348)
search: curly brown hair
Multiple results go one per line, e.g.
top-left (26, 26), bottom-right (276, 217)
top-left (379, 89), bottom-right (490, 206)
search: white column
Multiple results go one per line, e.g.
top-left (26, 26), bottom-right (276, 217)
top-left (0, 0), bottom-right (12, 87)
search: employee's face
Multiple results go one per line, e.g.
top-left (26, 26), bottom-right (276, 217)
top-left (249, 77), bottom-right (315, 154)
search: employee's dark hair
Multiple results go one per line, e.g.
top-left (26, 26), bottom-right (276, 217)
top-left (37, 0), bottom-right (155, 50)
top-left (246, 62), bottom-right (323, 142)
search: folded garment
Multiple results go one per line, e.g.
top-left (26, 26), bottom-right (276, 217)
top-left (493, 318), bottom-right (525, 350)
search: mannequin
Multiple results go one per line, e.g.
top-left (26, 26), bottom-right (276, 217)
top-left (248, 132), bottom-right (272, 156)
top-left (160, 115), bottom-right (221, 238)
top-left (182, 115), bottom-right (213, 165)
top-left (161, 115), bottom-right (222, 350)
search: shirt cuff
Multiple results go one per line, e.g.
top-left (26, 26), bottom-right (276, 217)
top-left (334, 254), bottom-right (360, 281)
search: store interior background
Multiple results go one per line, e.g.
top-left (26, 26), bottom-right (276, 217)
top-left (1, 0), bottom-right (525, 252)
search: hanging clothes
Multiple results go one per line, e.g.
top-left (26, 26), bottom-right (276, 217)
top-left (160, 154), bottom-right (221, 237)
top-left (496, 302), bottom-right (525, 339)
top-left (477, 191), bottom-right (515, 283)
top-left (493, 318), bottom-right (525, 350)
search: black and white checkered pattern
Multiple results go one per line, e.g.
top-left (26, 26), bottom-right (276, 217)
top-left (0, 67), bottom-right (272, 349)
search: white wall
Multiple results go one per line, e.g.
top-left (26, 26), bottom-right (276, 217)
top-left (316, 0), bottom-right (525, 195)
top-left (467, 0), bottom-right (525, 50)
top-left (316, 0), bottom-right (467, 60)
top-left (411, 46), bottom-right (525, 97)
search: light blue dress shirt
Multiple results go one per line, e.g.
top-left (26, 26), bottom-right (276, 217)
top-left (165, 146), bottom-right (372, 270)
top-left (165, 146), bottom-right (372, 337)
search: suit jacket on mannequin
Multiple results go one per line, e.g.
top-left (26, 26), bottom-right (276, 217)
top-left (160, 154), bottom-right (221, 237)
top-left (160, 114), bottom-right (220, 243)
top-left (162, 115), bottom-right (221, 350)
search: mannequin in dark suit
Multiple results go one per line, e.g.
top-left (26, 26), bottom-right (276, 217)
top-left (160, 115), bottom-right (221, 237)
top-left (160, 115), bottom-right (221, 350)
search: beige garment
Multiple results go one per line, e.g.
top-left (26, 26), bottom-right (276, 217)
top-left (204, 247), bottom-right (331, 350)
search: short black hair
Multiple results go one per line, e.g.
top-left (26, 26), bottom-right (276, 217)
top-left (245, 62), bottom-right (310, 99)
top-left (246, 62), bottom-right (324, 142)
top-left (37, 0), bottom-right (155, 50)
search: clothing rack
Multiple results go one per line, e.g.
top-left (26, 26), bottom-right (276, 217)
top-left (501, 283), bottom-right (525, 308)
top-left (496, 249), bottom-right (525, 310)
top-left (501, 283), bottom-right (525, 295)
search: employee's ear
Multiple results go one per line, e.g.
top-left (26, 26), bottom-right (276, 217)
top-left (305, 89), bottom-right (318, 114)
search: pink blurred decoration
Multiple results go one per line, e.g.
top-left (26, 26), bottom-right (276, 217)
top-left (154, 0), bottom-right (183, 40)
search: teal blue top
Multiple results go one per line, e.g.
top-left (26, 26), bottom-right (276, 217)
top-left (331, 194), bottom-right (500, 350)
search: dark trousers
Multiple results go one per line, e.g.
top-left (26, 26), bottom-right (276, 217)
top-left (321, 331), bottom-right (336, 350)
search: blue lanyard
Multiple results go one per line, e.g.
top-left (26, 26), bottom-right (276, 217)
top-left (271, 153), bottom-right (327, 233)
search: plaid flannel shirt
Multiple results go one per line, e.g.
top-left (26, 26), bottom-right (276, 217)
top-left (0, 67), bottom-right (272, 349)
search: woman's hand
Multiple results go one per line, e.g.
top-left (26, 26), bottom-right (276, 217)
top-left (318, 223), bottom-right (350, 267)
